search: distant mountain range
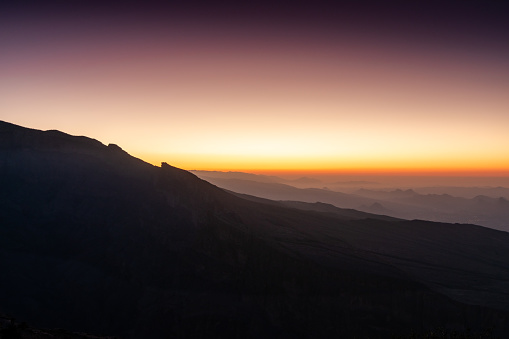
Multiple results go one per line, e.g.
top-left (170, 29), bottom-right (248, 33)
top-left (193, 174), bottom-right (509, 231)
top-left (192, 170), bottom-right (509, 198)
top-left (2, 120), bottom-right (509, 338)
top-left (191, 170), bottom-right (323, 187)
top-left (414, 186), bottom-right (509, 199)
top-left (191, 170), bottom-right (283, 183)
top-left (355, 188), bottom-right (509, 231)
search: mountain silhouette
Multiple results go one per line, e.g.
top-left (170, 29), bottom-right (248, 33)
top-left (2, 120), bottom-right (509, 338)
top-left (415, 186), bottom-right (509, 199)
top-left (359, 202), bottom-right (394, 215)
top-left (355, 188), bottom-right (418, 199)
top-left (228, 191), bottom-right (398, 221)
top-left (354, 189), bottom-right (509, 231)
top-left (196, 175), bottom-right (509, 231)
top-left (191, 170), bottom-right (283, 183)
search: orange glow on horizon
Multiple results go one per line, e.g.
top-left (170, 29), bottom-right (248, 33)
top-left (135, 151), bottom-right (509, 177)
top-left (2, 19), bottom-right (508, 180)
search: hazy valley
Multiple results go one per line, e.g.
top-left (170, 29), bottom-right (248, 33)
top-left (192, 171), bottom-right (509, 232)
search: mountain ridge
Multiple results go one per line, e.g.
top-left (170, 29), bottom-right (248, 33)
top-left (2, 120), bottom-right (509, 338)
top-left (195, 174), bottom-right (509, 231)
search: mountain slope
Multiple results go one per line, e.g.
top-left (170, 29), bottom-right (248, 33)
top-left (355, 188), bottom-right (509, 230)
top-left (196, 175), bottom-right (509, 231)
top-left (2, 120), bottom-right (509, 338)
top-left (229, 191), bottom-right (399, 221)
top-left (195, 176), bottom-right (376, 208)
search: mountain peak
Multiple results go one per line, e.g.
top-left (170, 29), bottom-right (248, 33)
top-left (0, 120), bottom-right (104, 151)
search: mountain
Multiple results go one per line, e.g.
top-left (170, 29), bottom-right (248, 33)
top-left (415, 186), bottom-right (509, 199)
top-left (355, 189), bottom-right (509, 231)
top-left (332, 180), bottom-right (379, 185)
top-left (360, 202), bottom-right (394, 215)
top-left (228, 191), bottom-right (398, 221)
top-left (355, 188), bottom-right (418, 200)
top-left (2, 120), bottom-right (509, 338)
top-left (195, 176), bottom-right (509, 231)
top-left (192, 176), bottom-right (377, 209)
top-left (284, 177), bottom-right (322, 185)
top-left (190, 170), bottom-right (282, 184)
top-left (191, 171), bottom-right (323, 188)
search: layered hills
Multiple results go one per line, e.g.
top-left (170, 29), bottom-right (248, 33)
top-left (193, 174), bottom-right (509, 231)
top-left (2, 121), bottom-right (509, 338)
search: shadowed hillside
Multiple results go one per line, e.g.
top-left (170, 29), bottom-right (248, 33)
top-left (2, 121), bottom-right (509, 338)
top-left (194, 175), bottom-right (509, 231)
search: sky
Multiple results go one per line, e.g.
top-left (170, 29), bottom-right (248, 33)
top-left (1, 1), bottom-right (508, 176)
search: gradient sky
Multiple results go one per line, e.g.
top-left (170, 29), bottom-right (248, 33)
top-left (1, 1), bottom-right (508, 175)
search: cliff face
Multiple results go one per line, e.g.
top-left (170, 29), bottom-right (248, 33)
top-left (1, 120), bottom-right (509, 338)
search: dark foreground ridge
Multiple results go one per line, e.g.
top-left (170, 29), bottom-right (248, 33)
top-left (1, 120), bottom-right (509, 338)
